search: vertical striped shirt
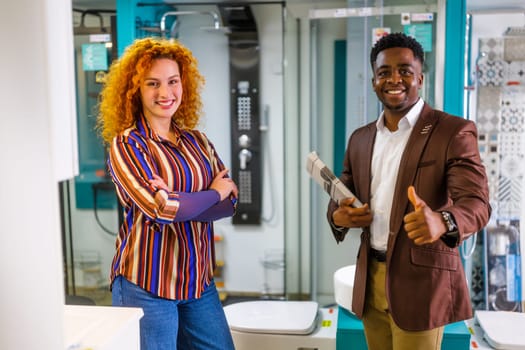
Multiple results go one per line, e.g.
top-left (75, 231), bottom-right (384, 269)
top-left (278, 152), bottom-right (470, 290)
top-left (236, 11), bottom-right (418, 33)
top-left (108, 115), bottom-right (235, 300)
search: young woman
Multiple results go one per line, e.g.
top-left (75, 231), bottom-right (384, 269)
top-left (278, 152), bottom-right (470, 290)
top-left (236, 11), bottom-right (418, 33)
top-left (97, 37), bottom-right (238, 350)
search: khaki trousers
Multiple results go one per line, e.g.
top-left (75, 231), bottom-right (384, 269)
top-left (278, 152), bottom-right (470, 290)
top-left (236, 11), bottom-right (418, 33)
top-left (362, 259), bottom-right (444, 350)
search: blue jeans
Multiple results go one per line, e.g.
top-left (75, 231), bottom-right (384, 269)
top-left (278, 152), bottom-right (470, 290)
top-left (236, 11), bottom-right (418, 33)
top-left (112, 276), bottom-right (235, 350)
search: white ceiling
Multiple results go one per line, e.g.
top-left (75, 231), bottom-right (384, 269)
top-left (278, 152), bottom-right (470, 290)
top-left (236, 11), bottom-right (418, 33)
top-left (467, 0), bottom-right (525, 12)
top-left (72, 0), bottom-right (525, 12)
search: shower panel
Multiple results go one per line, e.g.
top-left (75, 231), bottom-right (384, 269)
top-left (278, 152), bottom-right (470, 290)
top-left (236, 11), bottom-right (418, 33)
top-left (220, 5), bottom-right (262, 225)
top-left (133, 3), bottom-right (263, 225)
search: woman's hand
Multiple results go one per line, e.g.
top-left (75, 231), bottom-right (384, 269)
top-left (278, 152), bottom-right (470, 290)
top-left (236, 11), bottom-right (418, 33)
top-left (210, 169), bottom-right (238, 201)
top-left (149, 174), bottom-right (170, 191)
top-left (149, 170), bottom-right (238, 202)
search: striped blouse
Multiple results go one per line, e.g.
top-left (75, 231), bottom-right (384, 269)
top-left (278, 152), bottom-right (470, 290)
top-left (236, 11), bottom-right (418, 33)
top-left (108, 115), bottom-right (236, 300)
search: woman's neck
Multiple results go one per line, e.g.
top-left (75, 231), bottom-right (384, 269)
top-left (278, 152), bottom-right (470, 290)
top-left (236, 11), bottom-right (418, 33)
top-left (146, 116), bottom-right (172, 139)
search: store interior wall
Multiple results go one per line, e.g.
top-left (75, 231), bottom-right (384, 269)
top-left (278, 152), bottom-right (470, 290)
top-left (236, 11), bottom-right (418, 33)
top-left (1, 0), bottom-right (77, 348)
top-left (468, 9), bottom-right (525, 311)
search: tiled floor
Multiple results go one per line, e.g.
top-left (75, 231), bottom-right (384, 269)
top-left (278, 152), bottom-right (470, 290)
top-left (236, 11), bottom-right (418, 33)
top-left (66, 286), bottom-right (111, 306)
top-left (66, 286), bottom-right (270, 307)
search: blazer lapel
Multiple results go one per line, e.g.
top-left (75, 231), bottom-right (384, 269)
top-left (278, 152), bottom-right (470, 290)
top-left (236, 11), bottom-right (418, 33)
top-left (358, 124), bottom-right (377, 205)
top-left (388, 104), bottom-right (438, 247)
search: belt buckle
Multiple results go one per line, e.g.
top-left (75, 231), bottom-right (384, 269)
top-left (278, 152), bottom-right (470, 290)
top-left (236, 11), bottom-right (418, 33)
top-left (371, 248), bottom-right (386, 262)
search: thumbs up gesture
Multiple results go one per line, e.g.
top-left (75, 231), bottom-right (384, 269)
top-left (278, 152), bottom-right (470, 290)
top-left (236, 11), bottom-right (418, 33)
top-left (403, 186), bottom-right (448, 245)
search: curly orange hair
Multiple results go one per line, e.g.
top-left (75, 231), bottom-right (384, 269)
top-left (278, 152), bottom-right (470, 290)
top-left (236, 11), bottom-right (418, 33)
top-left (97, 37), bottom-right (204, 144)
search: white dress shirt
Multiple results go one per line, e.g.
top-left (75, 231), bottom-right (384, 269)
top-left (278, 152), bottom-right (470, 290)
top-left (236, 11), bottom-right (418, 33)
top-left (369, 98), bottom-right (424, 251)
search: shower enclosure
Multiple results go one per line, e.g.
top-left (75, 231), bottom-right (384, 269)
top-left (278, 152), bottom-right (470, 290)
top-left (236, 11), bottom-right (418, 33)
top-left (68, 0), bottom-right (288, 301)
top-left (291, 0), bottom-right (447, 305)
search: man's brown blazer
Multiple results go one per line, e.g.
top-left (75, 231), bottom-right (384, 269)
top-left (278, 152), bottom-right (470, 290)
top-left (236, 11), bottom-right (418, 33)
top-left (327, 103), bottom-right (491, 331)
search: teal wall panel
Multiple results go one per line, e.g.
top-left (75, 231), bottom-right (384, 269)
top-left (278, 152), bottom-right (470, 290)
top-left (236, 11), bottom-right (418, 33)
top-left (334, 40), bottom-right (347, 177)
top-left (337, 307), bottom-right (471, 350)
top-left (74, 39), bottom-right (114, 209)
top-left (116, 0), bottom-right (173, 56)
top-left (116, 0), bottom-right (136, 56)
top-left (444, 0), bottom-right (467, 117)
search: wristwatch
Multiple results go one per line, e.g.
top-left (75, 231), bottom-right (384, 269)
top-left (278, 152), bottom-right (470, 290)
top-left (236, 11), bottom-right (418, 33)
top-left (440, 211), bottom-right (458, 237)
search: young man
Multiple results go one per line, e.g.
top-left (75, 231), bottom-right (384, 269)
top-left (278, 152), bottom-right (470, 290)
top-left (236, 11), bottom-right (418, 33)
top-left (327, 32), bottom-right (491, 350)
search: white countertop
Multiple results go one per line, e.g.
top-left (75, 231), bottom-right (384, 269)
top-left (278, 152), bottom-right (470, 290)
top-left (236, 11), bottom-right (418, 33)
top-left (467, 317), bottom-right (496, 350)
top-left (467, 311), bottom-right (525, 350)
top-left (64, 305), bottom-right (143, 350)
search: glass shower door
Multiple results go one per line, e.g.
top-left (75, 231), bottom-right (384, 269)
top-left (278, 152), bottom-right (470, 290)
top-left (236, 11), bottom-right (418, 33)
top-left (307, 0), bottom-right (441, 305)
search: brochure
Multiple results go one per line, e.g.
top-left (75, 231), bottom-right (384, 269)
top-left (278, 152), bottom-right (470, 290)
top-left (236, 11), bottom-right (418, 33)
top-left (306, 151), bottom-right (363, 207)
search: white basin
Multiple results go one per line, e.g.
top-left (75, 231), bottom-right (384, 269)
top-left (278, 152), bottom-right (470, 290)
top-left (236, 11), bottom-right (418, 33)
top-left (224, 300), bottom-right (319, 335)
top-left (333, 265), bottom-right (356, 314)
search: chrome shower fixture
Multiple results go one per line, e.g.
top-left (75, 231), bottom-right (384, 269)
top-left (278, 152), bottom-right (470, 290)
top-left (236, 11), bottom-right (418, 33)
top-left (504, 26), bottom-right (525, 36)
top-left (159, 10), bottom-right (228, 39)
top-left (73, 9), bottom-right (114, 36)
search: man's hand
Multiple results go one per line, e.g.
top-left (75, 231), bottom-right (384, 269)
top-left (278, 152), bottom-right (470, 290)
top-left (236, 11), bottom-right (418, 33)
top-left (403, 186), bottom-right (447, 245)
top-left (332, 197), bottom-right (372, 228)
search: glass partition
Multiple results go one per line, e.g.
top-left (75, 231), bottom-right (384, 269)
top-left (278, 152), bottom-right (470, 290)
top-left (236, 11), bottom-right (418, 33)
top-left (287, 0), bottom-right (443, 305)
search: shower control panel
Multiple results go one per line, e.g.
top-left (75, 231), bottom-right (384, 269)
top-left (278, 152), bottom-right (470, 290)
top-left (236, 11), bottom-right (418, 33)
top-left (221, 4), bottom-right (261, 225)
top-left (231, 77), bottom-right (261, 225)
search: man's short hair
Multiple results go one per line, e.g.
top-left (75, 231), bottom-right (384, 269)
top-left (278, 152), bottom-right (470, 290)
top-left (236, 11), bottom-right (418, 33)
top-left (370, 32), bottom-right (425, 67)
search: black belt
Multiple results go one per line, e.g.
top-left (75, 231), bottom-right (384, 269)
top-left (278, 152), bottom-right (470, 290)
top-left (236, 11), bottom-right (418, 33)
top-left (370, 248), bottom-right (387, 262)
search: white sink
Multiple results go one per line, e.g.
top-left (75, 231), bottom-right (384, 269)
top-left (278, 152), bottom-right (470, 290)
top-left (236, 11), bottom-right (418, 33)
top-left (333, 265), bottom-right (356, 314)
